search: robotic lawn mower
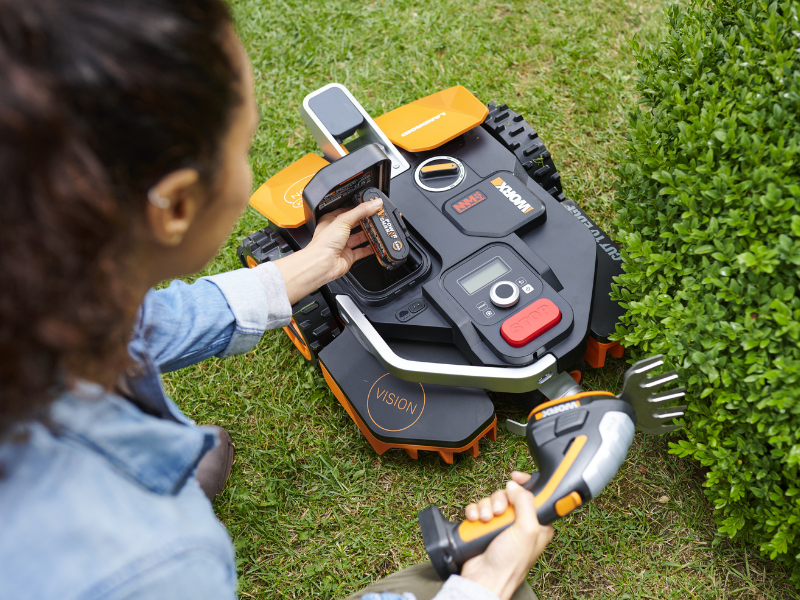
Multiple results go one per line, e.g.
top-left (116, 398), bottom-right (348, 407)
top-left (238, 84), bottom-right (628, 463)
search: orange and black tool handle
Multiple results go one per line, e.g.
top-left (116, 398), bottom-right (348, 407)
top-left (356, 187), bottom-right (410, 270)
top-left (419, 394), bottom-right (637, 579)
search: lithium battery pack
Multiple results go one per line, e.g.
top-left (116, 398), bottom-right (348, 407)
top-left (357, 187), bottom-right (410, 269)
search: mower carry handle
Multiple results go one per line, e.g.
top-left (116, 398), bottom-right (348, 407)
top-left (336, 295), bottom-right (557, 393)
top-left (301, 83), bottom-right (410, 177)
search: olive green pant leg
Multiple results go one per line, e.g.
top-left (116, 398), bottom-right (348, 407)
top-left (344, 562), bottom-right (538, 600)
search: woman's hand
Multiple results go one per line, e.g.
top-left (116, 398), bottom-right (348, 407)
top-left (273, 199), bottom-right (382, 304)
top-left (459, 472), bottom-right (554, 600)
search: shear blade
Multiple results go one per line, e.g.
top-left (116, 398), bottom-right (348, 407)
top-left (630, 354), bottom-right (665, 375)
top-left (646, 387), bottom-right (686, 405)
top-left (640, 422), bottom-right (683, 435)
top-left (619, 355), bottom-right (687, 435)
top-left (651, 405), bottom-right (687, 419)
top-left (636, 403), bottom-right (686, 432)
top-left (640, 371), bottom-right (679, 389)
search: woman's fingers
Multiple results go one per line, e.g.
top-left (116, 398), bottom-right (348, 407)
top-left (315, 202), bottom-right (375, 239)
top-left (505, 480), bottom-right (545, 544)
top-left (510, 471), bottom-right (532, 486)
top-left (534, 523), bottom-right (555, 556)
top-left (314, 208), bottom-right (345, 233)
top-left (349, 245), bottom-right (375, 264)
top-left (477, 496), bottom-right (494, 521)
top-left (459, 479), bottom-right (554, 600)
top-left (346, 231), bottom-right (368, 249)
top-left (465, 489), bottom-right (511, 522)
top-left (490, 489), bottom-right (509, 516)
top-left (334, 198), bottom-right (382, 231)
top-left (319, 207), bottom-right (346, 221)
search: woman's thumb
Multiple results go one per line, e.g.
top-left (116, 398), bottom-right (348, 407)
top-left (337, 198), bottom-right (383, 229)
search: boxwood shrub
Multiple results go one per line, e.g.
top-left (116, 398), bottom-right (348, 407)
top-left (612, 0), bottom-right (800, 583)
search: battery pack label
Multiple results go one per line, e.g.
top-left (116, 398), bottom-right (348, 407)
top-left (357, 187), bottom-right (409, 269)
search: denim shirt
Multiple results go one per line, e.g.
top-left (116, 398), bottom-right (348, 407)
top-left (0, 264), bottom-right (292, 600)
top-left (0, 263), bottom-right (496, 600)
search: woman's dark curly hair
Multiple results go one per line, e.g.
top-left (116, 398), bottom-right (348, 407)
top-left (0, 0), bottom-right (240, 433)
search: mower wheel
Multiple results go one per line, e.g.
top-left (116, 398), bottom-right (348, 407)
top-left (237, 226), bottom-right (293, 268)
top-left (237, 227), bottom-right (341, 363)
top-left (288, 290), bottom-right (342, 363)
top-left (482, 102), bottom-right (566, 202)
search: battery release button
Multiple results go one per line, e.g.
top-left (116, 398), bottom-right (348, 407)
top-left (500, 298), bottom-right (561, 348)
top-left (554, 408), bottom-right (588, 436)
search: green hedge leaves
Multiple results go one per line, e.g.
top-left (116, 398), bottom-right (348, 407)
top-left (612, 0), bottom-right (800, 582)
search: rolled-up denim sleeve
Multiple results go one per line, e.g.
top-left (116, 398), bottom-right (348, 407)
top-left (101, 549), bottom-right (237, 600)
top-left (137, 263), bottom-right (292, 373)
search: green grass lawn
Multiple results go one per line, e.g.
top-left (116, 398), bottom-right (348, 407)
top-left (163, 0), bottom-right (798, 597)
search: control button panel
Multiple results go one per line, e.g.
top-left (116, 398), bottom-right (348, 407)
top-left (500, 298), bottom-right (561, 347)
top-left (442, 245), bottom-right (542, 327)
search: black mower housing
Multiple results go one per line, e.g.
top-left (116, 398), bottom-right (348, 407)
top-left (238, 87), bottom-right (625, 460)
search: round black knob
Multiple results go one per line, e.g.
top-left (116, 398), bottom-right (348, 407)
top-left (490, 281), bottom-right (519, 308)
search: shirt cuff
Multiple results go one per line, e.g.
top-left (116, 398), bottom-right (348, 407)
top-left (252, 262), bottom-right (293, 326)
top-left (200, 264), bottom-right (292, 357)
top-left (431, 576), bottom-right (500, 600)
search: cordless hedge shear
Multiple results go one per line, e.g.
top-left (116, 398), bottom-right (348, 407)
top-left (419, 355), bottom-right (687, 579)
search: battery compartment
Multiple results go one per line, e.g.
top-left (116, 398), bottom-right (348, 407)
top-left (343, 237), bottom-right (431, 306)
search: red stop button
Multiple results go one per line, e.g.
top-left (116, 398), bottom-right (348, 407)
top-left (501, 298), bottom-right (561, 348)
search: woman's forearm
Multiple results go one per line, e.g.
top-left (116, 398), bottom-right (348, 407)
top-left (273, 248), bottom-right (333, 305)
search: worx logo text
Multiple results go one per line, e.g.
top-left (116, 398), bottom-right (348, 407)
top-left (535, 400), bottom-right (581, 420)
top-left (491, 177), bottom-right (534, 213)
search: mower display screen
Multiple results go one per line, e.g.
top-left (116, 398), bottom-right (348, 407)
top-left (458, 257), bottom-right (510, 295)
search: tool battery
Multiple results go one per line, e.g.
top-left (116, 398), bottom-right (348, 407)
top-left (356, 187), bottom-right (409, 270)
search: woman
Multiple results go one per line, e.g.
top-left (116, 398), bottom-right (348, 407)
top-left (0, 1), bottom-right (552, 598)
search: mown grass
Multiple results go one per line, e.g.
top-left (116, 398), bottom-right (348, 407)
top-left (163, 0), bottom-right (797, 597)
